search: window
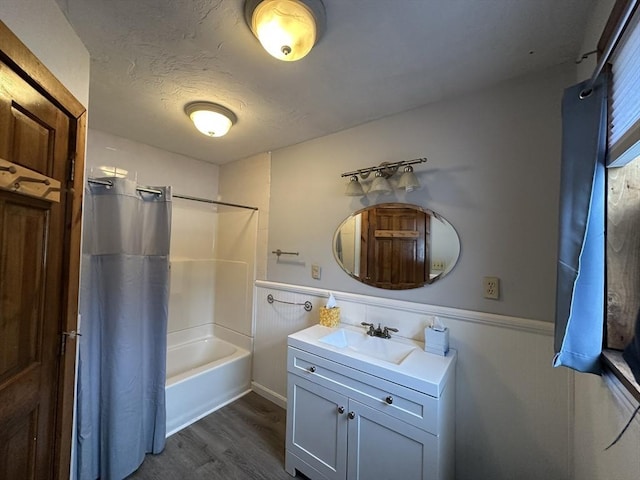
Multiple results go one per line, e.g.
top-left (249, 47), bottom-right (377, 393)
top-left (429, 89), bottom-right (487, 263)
top-left (604, 2), bottom-right (640, 400)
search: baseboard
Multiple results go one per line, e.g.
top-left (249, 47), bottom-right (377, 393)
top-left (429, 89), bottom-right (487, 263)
top-left (252, 381), bottom-right (287, 409)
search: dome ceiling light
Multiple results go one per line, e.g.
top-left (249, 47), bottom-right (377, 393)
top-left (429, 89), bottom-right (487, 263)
top-left (184, 102), bottom-right (237, 138)
top-left (244, 0), bottom-right (326, 62)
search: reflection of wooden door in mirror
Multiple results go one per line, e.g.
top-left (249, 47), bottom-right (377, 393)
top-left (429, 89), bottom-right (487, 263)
top-left (360, 205), bottom-right (430, 289)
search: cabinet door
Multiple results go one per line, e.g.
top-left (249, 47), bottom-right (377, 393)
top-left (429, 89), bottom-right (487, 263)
top-left (347, 400), bottom-right (438, 480)
top-left (286, 374), bottom-right (348, 480)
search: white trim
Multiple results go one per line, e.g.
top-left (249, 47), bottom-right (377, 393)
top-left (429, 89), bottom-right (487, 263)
top-left (251, 381), bottom-right (287, 409)
top-left (603, 368), bottom-right (640, 417)
top-left (255, 280), bottom-right (554, 336)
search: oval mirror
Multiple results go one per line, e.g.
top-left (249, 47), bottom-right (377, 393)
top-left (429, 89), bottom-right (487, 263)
top-left (333, 203), bottom-right (460, 290)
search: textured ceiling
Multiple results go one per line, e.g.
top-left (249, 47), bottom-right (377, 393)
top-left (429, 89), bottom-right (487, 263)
top-left (55, 0), bottom-right (597, 164)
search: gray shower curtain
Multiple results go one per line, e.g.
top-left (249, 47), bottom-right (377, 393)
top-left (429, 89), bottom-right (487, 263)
top-left (76, 178), bottom-right (172, 480)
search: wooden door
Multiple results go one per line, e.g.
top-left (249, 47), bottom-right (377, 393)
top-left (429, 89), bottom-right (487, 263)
top-left (0, 22), bottom-right (86, 479)
top-left (361, 205), bottom-right (430, 289)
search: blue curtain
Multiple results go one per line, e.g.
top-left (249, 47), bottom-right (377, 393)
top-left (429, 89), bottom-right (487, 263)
top-left (554, 76), bottom-right (608, 374)
top-left (76, 178), bottom-right (172, 480)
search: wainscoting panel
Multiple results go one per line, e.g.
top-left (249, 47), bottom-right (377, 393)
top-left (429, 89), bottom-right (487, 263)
top-left (252, 281), bottom-right (571, 480)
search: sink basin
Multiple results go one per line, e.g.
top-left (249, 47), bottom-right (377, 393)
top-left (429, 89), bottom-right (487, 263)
top-left (319, 328), bottom-right (416, 365)
top-left (319, 328), bottom-right (367, 348)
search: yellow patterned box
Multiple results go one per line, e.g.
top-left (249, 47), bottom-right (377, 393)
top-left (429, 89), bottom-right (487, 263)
top-left (319, 307), bottom-right (341, 327)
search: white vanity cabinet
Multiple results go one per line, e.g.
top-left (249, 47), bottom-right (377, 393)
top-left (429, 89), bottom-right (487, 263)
top-left (285, 325), bottom-right (456, 480)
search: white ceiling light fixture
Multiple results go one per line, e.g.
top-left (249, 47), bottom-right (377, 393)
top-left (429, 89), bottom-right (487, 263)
top-left (244, 0), bottom-right (326, 62)
top-left (185, 102), bottom-right (237, 138)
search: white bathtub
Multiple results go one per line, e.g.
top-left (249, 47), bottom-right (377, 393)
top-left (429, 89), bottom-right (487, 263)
top-left (165, 325), bottom-right (251, 436)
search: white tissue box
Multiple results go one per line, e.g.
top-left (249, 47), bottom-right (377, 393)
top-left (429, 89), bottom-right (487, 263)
top-left (425, 326), bottom-right (449, 356)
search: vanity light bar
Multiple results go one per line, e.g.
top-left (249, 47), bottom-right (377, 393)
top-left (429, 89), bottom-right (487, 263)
top-left (340, 157), bottom-right (427, 179)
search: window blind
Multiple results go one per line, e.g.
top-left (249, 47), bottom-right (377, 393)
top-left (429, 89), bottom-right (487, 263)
top-left (609, 10), bottom-right (640, 166)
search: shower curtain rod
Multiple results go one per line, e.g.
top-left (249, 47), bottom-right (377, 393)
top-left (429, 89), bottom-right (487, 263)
top-left (87, 178), bottom-right (258, 211)
top-left (581, 0), bottom-right (638, 97)
top-left (172, 193), bottom-right (258, 211)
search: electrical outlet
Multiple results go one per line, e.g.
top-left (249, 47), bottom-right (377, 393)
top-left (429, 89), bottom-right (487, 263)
top-left (483, 276), bottom-right (500, 299)
top-left (432, 260), bottom-right (445, 270)
top-left (311, 264), bottom-right (321, 280)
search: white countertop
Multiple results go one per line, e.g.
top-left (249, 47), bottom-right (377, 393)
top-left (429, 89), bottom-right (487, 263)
top-left (288, 323), bottom-right (456, 397)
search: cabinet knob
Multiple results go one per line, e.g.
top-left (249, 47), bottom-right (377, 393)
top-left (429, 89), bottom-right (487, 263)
top-left (385, 395), bottom-right (393, 405)
top-left (309, 366), bottom-right (316, 373)
top-left (338, 406), bottom-right (345, 414)
top-left (348, 411), bottom-right (355, 419)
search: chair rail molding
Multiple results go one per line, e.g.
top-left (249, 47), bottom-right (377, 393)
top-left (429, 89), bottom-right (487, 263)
top-left (254, 280), bottom-right (554, 336)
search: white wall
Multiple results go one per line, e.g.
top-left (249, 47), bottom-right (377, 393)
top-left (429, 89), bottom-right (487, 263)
top-left (573, 373), bottom-right (640, 480)
top-left (268, 64), bottom-right (572, 323)
top-left (1, 0), bottom-right (90, 107)
top-left (576, 0), bottom-right (616, 82)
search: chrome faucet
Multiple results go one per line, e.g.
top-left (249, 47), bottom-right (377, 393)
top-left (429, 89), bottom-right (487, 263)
top-left (360, 322), bottom-right (399, 339)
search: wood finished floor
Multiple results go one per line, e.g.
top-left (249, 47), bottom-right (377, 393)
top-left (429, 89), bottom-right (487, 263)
top-left (127, 392), bottom-right (306, 480)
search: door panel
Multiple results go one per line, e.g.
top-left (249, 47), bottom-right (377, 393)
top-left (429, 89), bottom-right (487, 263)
top-left (2, 404), bottom-right (39, 479)
top-left (0, 54), bottom-right (71, 479)
top-left (0, 184), bottom-right (61, 480)
top-left (286, 374), bottom-right (348, 480)
top-left (9, 104), bottom-right (53, 175)
top-left (0, 199), bottom-right (47, 384)
top-left (0, 60), bottom-right (68, 176)
top-left (347, 400), bottom-right (437, 480)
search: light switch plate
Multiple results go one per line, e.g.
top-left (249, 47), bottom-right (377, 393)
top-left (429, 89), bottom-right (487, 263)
top-left (311, 264), bottom-right (321, 280)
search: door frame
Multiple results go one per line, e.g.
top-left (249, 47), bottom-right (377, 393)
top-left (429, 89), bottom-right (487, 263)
top-left (0, 20), bottom-right (86, 479)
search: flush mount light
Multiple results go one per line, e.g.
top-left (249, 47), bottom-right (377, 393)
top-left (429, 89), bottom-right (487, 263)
top-left (184, 102), bottom-right (237, 137)
top-left (244, 0), bottom-right (326, 61)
